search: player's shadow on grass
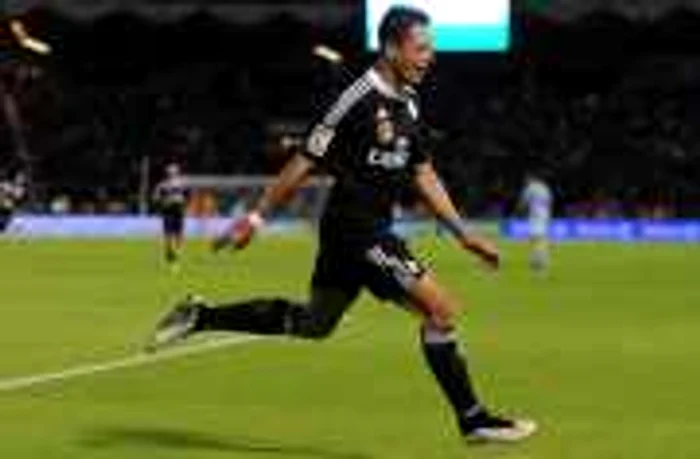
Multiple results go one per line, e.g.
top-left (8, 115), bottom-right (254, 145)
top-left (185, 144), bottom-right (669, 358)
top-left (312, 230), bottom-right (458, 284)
top-left (83, 426), bottom-right (373, 459)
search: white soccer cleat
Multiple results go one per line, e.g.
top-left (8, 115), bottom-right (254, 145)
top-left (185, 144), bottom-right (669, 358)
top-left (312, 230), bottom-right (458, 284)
top-left (145, 295), bottom-right (205, 353)
top-left (461, 411), bottom-right (538, 444)
top-left (466, 418), bottom-right (538, 443)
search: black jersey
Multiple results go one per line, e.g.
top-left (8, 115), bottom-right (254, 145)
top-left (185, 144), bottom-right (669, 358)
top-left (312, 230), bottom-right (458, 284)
top-left (304, 68), bottom-right (430, 245)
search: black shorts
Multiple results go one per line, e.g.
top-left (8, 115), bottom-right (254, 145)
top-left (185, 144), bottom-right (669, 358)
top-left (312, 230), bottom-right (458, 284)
top-left (161, 207), bottom-right (184, 236)
top-left (312, 233), bottom-right (426, 303)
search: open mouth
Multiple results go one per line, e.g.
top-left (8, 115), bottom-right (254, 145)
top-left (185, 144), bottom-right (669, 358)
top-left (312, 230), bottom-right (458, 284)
top-left (413, 66), bottom-right (429, 78)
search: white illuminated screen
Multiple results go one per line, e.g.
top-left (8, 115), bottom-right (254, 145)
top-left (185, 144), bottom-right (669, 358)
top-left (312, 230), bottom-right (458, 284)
top-left (366, 0), bottom-right (510, 52)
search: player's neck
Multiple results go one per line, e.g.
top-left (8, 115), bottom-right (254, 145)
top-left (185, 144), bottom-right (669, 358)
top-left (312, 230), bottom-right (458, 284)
top-left (373, 59), bottom-right (406, 95)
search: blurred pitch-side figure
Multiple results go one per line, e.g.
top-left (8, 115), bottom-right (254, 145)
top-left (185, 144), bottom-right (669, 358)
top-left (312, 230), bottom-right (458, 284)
top-left (519, 172), bottom-right (553, 273)
top-left (153, 163), bottom-right (187, 269)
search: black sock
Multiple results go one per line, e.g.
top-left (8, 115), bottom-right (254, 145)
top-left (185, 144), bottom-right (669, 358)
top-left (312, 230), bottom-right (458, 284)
top-left (421, 327), bottom-right (482, 423)
top-left (196, 298), bottom-right (305, 336)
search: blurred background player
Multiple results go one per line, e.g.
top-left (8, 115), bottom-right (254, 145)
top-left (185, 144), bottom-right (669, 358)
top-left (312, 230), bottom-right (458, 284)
top-left (148, 6), bottom-right (536, 443)
top-left (519, 172), bottom-right (553, 273)
top-left (0, 171), bottom-right (26, 233)
top-left (153, 163), bottom-right (187, 269)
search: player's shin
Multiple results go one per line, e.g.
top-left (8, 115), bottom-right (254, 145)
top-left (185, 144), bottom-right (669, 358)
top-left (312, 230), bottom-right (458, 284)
top-left (196, 299), bottom-right (307, 336)
top-left (420, 324), bottom-right (482, 423)
top-left (165, 237), bottom-right (178, 264)
top-left (530, 239), bottom-right (549, 272)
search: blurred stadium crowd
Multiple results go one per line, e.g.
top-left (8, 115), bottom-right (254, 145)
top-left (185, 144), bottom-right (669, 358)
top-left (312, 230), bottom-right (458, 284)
top-left (0, 5), bottom-right (699, 217)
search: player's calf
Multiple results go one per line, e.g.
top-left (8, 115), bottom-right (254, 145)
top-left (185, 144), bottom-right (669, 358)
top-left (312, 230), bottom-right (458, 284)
top-left (529, 238), bottom-right (550, 274)
top-left (294, 312), bottom-right (340, 340)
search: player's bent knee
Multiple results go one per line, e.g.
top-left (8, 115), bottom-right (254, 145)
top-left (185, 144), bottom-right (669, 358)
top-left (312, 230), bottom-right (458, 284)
top-left (408, 272), bottom-right (462, 324)
top-left (424, 311), bottom-right (456, 333)
top-left (419, 298), bottom-right (458, 331)
top-left (295, 313), bottom-right (339, 340)
top-left (297, 322), bottom-right (336, 340)
top-left (427, 295), bottom-right (461, 330)
top-left (299, 329), bottom-right (334, 340)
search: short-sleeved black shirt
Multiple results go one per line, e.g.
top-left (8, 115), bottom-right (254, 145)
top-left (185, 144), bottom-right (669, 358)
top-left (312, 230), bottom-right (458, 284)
top-left (304, 68), bottom-right (430, 246)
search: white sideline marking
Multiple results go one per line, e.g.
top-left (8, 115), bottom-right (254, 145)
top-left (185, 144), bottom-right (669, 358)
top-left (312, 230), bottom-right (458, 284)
top-left (0, 335), bottom-right (258, 393)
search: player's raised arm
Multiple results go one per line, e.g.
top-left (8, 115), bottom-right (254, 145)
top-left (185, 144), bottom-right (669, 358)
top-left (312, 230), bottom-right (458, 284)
top-left (414, 161), bottom-right (500, 268)
top-left (213, 64), bottom-right (359, 252)
top-left (212, 152), bottom-right (316, 252)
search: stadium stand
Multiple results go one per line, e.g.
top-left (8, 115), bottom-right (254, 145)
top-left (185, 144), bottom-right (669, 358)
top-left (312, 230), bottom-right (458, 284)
top-left (0, 3), bottom-right (697, 217)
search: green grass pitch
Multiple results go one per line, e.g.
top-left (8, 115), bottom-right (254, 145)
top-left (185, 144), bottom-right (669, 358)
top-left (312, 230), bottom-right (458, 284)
top-left (0, 235), bottom-right (698, 458)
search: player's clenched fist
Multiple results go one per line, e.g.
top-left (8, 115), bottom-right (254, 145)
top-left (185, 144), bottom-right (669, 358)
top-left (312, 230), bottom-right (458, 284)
top-left (212, 212), bottom-right (265, 252)
top-left (460, 234), bottom-right (500, 270)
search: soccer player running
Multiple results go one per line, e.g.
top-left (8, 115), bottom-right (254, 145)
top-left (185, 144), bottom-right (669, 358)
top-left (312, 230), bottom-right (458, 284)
top-left (148, 6), bottom-right (537, 443)
top-left (153, 163), bottom-right (188, 269)
top-left (519, 172), bottom-right (553, 273)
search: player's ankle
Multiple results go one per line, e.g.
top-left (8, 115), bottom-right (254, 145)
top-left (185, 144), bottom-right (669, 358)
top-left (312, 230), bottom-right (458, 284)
top-left (460, 405), bottom-right (486, 421)
top-left (459, 406), bottom-right (516, 432)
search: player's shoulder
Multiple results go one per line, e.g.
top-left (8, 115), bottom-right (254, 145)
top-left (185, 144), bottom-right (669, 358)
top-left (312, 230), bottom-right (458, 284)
top-left (538, 181), bottom-right (553, 194)
top-left (533, 182), bottom-right (553, 200)
top-left (320, 66), bottom-right (423, 125)
top-left (318, 69), bottom-right (379, 126)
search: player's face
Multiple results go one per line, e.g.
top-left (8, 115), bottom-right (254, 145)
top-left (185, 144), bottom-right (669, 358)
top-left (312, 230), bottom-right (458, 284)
top-left (395, 24), bottom-right (435, 85)
top-left (167, 165), bottom-right (180, 178)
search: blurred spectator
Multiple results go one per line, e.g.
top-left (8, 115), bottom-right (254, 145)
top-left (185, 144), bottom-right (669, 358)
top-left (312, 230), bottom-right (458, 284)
top-left (4, 7), bottom-right (699, 217)
top-left (49, 195), bottom-right (70, 214)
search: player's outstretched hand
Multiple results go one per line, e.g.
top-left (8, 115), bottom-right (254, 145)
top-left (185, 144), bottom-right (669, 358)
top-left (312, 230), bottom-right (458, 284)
top-left (211, 212), bottom-right (264, 253)
top-left (460, 234), bottom-right (500, 270)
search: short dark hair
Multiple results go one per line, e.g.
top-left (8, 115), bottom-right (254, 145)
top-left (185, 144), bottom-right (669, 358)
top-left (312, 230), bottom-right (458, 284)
top-left (378, 5), bottom-right (430, 51)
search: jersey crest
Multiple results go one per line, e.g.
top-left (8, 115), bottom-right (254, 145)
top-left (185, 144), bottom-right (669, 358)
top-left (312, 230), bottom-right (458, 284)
top-left (375, 106), bottom-right (395, 146)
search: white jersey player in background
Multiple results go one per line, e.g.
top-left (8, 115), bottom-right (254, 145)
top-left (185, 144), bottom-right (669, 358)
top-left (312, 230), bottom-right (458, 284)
top-left (519, 173), bottom-right (553, 273)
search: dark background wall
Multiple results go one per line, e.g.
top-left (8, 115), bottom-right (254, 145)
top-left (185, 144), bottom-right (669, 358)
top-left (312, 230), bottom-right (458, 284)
top-left (0, 3), bottom-right (698, 217)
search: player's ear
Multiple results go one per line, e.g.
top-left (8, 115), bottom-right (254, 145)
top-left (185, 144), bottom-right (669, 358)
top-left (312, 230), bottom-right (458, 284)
top-left (384, 42), bottom-right (399, 61)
